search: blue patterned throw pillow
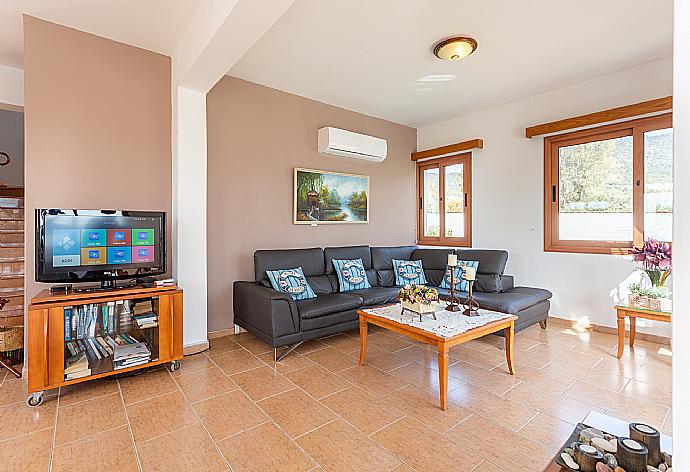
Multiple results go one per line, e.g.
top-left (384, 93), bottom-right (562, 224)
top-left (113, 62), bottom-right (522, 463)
top-left (332, 258), bottom-right (371, 292)
top-left (440, 260), bottom-right (479, 292)
top-left (392, 259), bottom-right (427, 286)
top-left (266, 267), bottom-right (316, 300)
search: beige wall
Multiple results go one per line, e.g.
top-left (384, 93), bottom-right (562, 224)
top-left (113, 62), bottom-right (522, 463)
top-left (207, 77), bottom-right (417, 331)
top-left (23, 16), bottom-right (172, 301)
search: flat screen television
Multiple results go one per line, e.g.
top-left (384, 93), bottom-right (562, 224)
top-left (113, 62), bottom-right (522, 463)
top-left (35, 209), bottom-right (166, 287)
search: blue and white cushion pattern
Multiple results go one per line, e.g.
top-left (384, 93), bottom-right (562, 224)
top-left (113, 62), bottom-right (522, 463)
top-left (392, 259), bottom-right (427, 286)
top-left (440, 260), bottom-right (479, 292)
top-left (266, 267), bottom-right (316, 300)
top-left (332, 258), bottom-right (371, 292)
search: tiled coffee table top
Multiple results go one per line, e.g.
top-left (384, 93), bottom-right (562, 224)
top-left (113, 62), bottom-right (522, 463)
top-left (362, 302), bottom-right (513, 338)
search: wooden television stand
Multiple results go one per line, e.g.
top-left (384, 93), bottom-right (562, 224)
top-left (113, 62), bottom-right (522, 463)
top-left (27, 285), bottom-right (183, 406)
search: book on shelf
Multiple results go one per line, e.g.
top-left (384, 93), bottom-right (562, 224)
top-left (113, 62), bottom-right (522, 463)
top-left (64, 350), bottom-right (91, 380)
top-left (113, 341), bottom-right (151, 370)
top-left (132, 312), bottom-right (158, 329)
top-left (133, 300), bottom-right (153, 315)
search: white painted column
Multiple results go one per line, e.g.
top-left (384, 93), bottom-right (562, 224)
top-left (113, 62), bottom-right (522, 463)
top-left (672, 0), bottom-right (689, 466)
top-left (173, 86), bottom-right (208, 349)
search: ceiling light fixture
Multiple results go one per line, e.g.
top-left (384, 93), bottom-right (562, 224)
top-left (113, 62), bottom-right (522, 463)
top-left (433, 36), bottom-right (477, 61)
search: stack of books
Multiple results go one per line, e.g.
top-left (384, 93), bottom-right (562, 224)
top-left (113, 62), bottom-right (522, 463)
top-left (113, 341), bottom-right (151, 369)
top-left (155, 278), bottom-right (175, 287)
top-left (132, 299), bottom-right (158, 329)
top-left (64, 350), bottom-right (90, 380)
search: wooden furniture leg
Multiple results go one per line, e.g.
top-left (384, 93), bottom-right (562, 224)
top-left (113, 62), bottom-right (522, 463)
top-left (617, 313), bottom-right (626, 359)
top-left (358, 318), bottom-right (368, 366)
top-left (505, 322), bottom-right (515, 375)
top-left (437, 342), bottom-right (449, 411)
top-left (629, 315), bottom-right (637, 349)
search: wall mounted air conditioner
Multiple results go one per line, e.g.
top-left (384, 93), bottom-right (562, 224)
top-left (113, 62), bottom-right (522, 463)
top-left (317, 127), bottom-right (387, 163)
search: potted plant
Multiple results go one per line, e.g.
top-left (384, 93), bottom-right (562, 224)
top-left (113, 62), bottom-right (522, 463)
top-left (398, 284), bottom-right (439, 317)
top-left (629, 239), bottom-right (672, 311)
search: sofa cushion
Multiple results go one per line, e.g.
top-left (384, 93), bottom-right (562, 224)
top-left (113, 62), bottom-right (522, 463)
top-left (266, 267), bottom-right (317, 300)
top-left (343, 286), bottom-right (400, 306)
top-left (454, 249), bottom-right (508, 276)
top-left (377, 269), bottom-right (395, 287)
top-left (393, 259), bottom-right (427, 286)
top-left (476, 274), bottom-right (514, 293)
top-left (306, 275), bottom-right (335, 295)
top-left (255, 247), bottom-right (325, 281)
top-left (332, 258), bottom-right (372, 291)
top-left (325, 246), bottom-right (372, 273)
top-left (412, 248), bottom-right (454, 286)
top-left (472, 287), bottom-right (552, 314)
top-left (296, 293), bottom-right (363, 319)
top-left (371, 246), bottom-right (418, 270)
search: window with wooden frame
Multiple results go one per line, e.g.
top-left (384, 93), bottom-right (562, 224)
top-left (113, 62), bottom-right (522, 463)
top-left (544, 113), bottom-right (672, 254)
top-left (417, 153), bottom-right (472, 246)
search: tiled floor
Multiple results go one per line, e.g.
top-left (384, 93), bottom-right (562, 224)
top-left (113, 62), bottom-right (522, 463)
top-left (0, 322), bottom-right (672, 472)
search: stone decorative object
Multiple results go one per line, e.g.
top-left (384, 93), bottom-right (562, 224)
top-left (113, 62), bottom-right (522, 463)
top-left (662, 452), bottom-right (672, 467)
top-left (604, 453), bottom-right (618, 469)
top-left (561, 452), bottom-right (580, 470)
top-left (596, 463), bottom-right (613, 472)
top-left (592, 437), bottom-right (618, 453)
top-left (629, 423), bottom-right (662, 467)
top-left (580, 428), bottom-right (605, 444)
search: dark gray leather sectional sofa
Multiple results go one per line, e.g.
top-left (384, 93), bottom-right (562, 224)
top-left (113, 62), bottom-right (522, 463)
top-left (233, 245), bottom-right (552, 350)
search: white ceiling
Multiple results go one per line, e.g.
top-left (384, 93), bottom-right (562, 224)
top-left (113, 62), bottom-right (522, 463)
top-left (229, 0), bottom-right (674, 127)
top-left (0, 0), bottom-right (202, 67)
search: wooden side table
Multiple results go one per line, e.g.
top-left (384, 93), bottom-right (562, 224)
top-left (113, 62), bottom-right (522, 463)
top-left (615, 305), bottom-right (671, 358)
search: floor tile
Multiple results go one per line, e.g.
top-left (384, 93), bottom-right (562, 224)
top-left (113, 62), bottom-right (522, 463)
top-left (169, 351), bottom-right (216, 377)
top-left (217, 421), bottom-right (315, 472)
top-left (445, 414), bottom-right (553, 472)
top-left (449, 344), bottom-right (507, 370)
top-left (212, 348), bottom-right (265, 375)
top-left (193, 389), bottom-right (268, 440)
top-left (384, 384), bottom-right (471, 432)
top-left (366, 332), bottom-right (415, 353)
top-left (304, 347), bottom-right (358, 372)
top-left (448, 381), bottom-right (539, 431)
top-left (236, 336), bottom-right (274, 355)
top-left (447, 360), bottom-right (521, 395)
top-left (339, 364), bottom-right (408, 397)
top-left (0, 376), bottom-right (29, 407)
top-left (389, 362), bottom-right (465, 394)
top-left (257, 351), bottom-right (317, 374)
top-left (297, 419), bottom-right (401, 472)
top-left (258, 388), bottom-right (336, 438)
top-left (55, 392), bottom-right (125, 446)
top-left (58, 378), bottom-right (119, 407)
top-left (127, 390), bottom-right (199, 443)
top-left (0, 427), bottom-right (53, 472)
top-left (175, 366), bottom-right (237, 403)
top-left (358, 348), bottom-right (417, 372)
top-left (285, 364), bottom-right (352, 399)
top-left (518, 412), bottom-right (576, 451)
top-left (118, 367), bottom-right (178, 405)
top-left (52, 425), bottom-right (138, 472)
top-left (322, 333), bottom-right (371, 353)
top-left (207, 335), bottom-right (243, 357)
top-left (137, 423), bottom-right (227, 472)
top-left (373, 416), bottom-right (482, 471)
top-left (293, 339), bottom-right (329, 354)
top-left (231, 366), bottom-right (296, 401)
top-left (0, 396), bottom-right (56, 441)
top-left (321, 386), bottom-right (405, 434)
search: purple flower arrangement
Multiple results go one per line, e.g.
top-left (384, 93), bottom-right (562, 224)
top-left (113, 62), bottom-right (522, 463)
top-left (630, 238), bottom-right (672, 287)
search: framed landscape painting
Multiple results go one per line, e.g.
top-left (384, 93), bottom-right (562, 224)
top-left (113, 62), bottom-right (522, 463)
top-left (294, 168), bottom-right (369, 224)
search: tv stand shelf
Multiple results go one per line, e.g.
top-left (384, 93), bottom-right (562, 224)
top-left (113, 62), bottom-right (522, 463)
top-left (27, 285), bottom-right (183, 406)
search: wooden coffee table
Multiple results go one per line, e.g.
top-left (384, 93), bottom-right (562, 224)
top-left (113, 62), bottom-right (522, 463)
top-left (357, 304), bottom-right (517, 410)
top-left (615, 305), bottom-right (672, 358)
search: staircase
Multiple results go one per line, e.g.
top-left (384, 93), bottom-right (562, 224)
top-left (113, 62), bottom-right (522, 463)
top-left (0, 190), bottom-right (24, 362)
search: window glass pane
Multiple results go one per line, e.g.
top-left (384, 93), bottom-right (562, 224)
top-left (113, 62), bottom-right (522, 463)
top-left (644, 128), bottom-right (673, 242)
top-left (423, 167), bottom-right (439, 237)
top-left (558, 135), bottom-right (633, 241)
top-left (444, 163), bottom-right (464, 238)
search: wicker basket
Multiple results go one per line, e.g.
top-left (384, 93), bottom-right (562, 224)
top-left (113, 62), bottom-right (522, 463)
top-left (628, 294), bottom-right (661, 311)
top-left (0, 326), bottom-right (23, 352)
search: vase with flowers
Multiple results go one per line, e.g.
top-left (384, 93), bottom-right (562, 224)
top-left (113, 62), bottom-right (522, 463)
top-left (628, 239), bottom-right (672, 311)
top-left (398, 285), bottom-right (439, 320)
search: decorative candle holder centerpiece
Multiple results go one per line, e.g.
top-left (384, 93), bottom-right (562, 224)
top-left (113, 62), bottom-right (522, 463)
top-left (398, 285), bottom-right (439, 321)
top-left (445, 254), bottom-right (462, 312)
top-left (556, 421), bottom-right (672, 472)
top-left (461, 265), bottom-right (479, 316)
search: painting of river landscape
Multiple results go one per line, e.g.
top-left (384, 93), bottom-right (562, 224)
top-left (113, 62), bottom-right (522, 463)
top-left (294, 168), bottom-right (369, 224)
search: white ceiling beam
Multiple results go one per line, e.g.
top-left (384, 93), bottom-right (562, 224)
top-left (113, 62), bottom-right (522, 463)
top-left (172, 0), bottom-right (294, 93)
